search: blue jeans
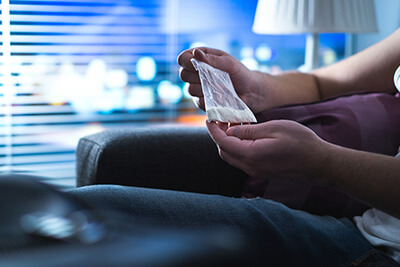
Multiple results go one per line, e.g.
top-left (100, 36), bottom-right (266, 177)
top-left (69, 185), bottom-right (397, 266)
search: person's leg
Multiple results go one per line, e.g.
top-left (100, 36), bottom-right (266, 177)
top-left (69, 185), bottom-right (380, 266)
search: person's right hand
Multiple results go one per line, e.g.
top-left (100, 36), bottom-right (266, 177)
top-left (206, 120), bottom-right (330, 185)
top-left (177, 47), bottom-right (267, 113)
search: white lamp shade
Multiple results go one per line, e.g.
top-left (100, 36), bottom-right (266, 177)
top-left (253, 0), bottom-right (377, 34)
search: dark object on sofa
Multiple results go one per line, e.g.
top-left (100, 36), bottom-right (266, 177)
top-left (0, 174), bottom-right (248, 267)
top-left (76, 92), bottom-right (400, 219)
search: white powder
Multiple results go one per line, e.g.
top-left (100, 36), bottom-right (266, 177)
top-left (207, 107), bottom-right (257, 123)
top-left (191, 58), bottom-right (257, 124)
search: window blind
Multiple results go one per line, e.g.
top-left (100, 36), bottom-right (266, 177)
top-left (0, 0), bottom-right (193, 188)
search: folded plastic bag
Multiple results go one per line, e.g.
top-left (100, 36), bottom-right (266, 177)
top-left (191, 58), bottom-right (257, 123)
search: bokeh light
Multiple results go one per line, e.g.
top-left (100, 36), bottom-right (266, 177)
top-left (240, 57), bottom-right (259, 70)
top-left (105, 69), bottom-right (129, 89)
top-left (157, 80), bottom-right (183, 104)
top-left (255, 45), bottom-right (273, 61)
top-left (126, 86), bottom-right (155, 110)
top-left (136, 56), bottom-right (157, 81)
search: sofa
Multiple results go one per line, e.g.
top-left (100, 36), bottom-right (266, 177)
top-left (76, 126), bottom-right (248, 197)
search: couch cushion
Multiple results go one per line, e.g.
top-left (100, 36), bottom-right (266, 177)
top-left (242, 92), bottom-right (400, 218)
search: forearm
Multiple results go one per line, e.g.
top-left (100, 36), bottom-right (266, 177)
top-left (251, 70), bottom-right (321, 111)
top-left (317, 142), bottom-right (400, 219)
top-left (252, 29), bottom-right (400, 111)
top-left (312, 29), bottom-right (400, 99)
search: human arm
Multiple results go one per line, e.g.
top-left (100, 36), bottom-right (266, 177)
top-left (178, 29), bottom-right (400, 113)
top-left (207, 121), bottom-right (400, 219)
top-left (312, 28), bottom-right (400, 99)
top-left (177, 47), bottom-right (319, 113)
top-left (264, 28), bottom-right (400, 105)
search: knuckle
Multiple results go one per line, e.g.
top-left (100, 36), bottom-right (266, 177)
top-left (238, 126), bottom-right (253, 139)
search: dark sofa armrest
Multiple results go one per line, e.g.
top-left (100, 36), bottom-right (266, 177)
top-left (76, 127), bottom-right (248, 197)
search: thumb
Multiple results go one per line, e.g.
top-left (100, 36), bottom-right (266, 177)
top-left (192, 48), bottom-right (208, 63)
top-left (193, 48), bottom-right (236, 73)
top-left (226, 123), bottom-right (274, 140)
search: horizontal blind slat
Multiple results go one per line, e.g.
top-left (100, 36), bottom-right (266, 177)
top-left (1, 0), bottom-right (183, 190)
top-left (1, 154), bottom-right (76, 165)
top-left (11, 35), bottom-right (166, 43)
top-left (0, 145), bottom-right (75, 154)
top-left (12, 161), bottom-right (76, 171)
top-left (10, 25), bottom-right (163, 33)
top-left (10, 15), bottom-right (158, 24)
top-left (11, 44), bottom-right (165, 53)
top-left (3, 113), bottom-right (172, 124)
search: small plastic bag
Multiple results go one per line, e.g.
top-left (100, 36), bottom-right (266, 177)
top-left (394, 64), bottom-right (400, 92)
top-left (191, 58), bottom-right (257, 123)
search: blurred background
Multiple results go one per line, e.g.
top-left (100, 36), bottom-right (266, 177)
top-left (0, 0), bottom-right (399, 188)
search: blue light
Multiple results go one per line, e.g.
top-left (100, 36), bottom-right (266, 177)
top-left (255, 45), bottom-right (273, 61)
top-left (157, 80), bottom-right (183, 104)
top-left (136, 56), bottom-right (157, 82)
top-left (126, 86), bottom-right (155, 110)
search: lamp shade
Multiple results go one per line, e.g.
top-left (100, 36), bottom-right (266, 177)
top-left (253, 0), bottom-right (377, 34)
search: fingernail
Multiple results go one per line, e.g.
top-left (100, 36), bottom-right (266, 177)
top-left (228, 127), bottom-right (239, 137)
top-left (193, 49), bottom-right (206, 61)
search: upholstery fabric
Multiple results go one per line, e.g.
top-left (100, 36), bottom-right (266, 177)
top-left (76, 127), bottom-right (248, 197)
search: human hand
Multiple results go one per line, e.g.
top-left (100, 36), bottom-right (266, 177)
top-left (206, 120), bottom-right (330, 185)
top-left (177, 47), bottom-right (266, 113)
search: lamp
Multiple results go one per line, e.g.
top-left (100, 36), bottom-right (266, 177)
top-left (252, 0), bottom-right (377, 71)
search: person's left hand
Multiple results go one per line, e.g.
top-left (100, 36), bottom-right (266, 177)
top-left (206, 120), bottom-right (330, 185)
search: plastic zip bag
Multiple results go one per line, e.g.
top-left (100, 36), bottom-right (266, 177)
top-left (191, 58), bottom-right (257, 123)
top-left (394, 64), bottom-right (400, 91)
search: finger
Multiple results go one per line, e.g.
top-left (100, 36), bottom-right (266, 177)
top-left (188, 83), bottom-right (203, 97)
top-left (192, 97), bottom-right (205, 111)
top-left (207, 122), bottom-right (252, 172)
top-left (177, 48), bottom-right (196, 71)
top-left (226, 122), bottom-right (278, 140)
top-left (216, 121), bottom-right (229, 132)
top-left (206, 121), bottom-right (248, 156)
top-left (179, 67), bottom-right (200, 83)
top-left (206, 120), bottom-right (229, 144)
top-left (193, 48), bottom-right (238, 73)
top-left (193, 47), bottom-right (227, 58)
top-left (192, 48), bottom-right (209, 64)
top-left (218, 149), bottom-right (247, 171)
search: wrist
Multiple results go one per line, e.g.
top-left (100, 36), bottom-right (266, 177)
top-left (246, 71), bottom-right (273, 113)
top-left (308, 140), bottom-right (338, 188)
